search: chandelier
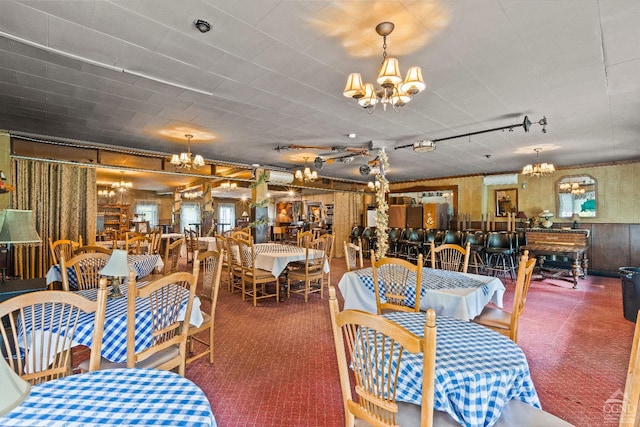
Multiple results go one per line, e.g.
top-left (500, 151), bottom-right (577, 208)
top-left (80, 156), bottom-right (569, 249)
top-left (220, 181), bottom-right (237, 190)
top-left (295, 157), bottom-right (318, 183)
top-left (521, 148), bottom-right (555, 177)
top-left (170, 134), bottom-right (205, 169)
top-left (560, 182), bottom-right (586, 197)
top-left (111, 172), bottom-right (132, 192)
top-left (182, 191), bottom-right (202, 199)
top-left (343, 22), bottom-right (425, 113)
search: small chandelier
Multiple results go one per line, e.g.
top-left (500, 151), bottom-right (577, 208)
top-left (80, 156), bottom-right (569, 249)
top-left (220, 181), bottom-right (237, 190)
top-left (182, 191), bottom-right (202, 199)
top-left (522, 148), bottom-right (555, 178)
top-left (560, 182), bottom-right (586, 197)
top-left (343, 22), bottom-right (425, 113)
top-left (170, 134), bottom-right (205, 169)
top-left (98, 187), bottom-right (115, 198)
top-left (295, 157), bottom-right (318, 183)
top-left (111, 172), bottom-right (132, 192)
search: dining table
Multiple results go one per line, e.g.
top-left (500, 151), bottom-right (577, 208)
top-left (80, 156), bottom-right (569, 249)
top-left (0, 368), bottom-right (217, 426)
top-left (383, 311), bottom-right (540, 427)
top-left (338, 266), bottom-right (505, 320)
top-left (45, 254), bottom-right (164, 290)
top-left (253, 242), bottom-right (329, 277)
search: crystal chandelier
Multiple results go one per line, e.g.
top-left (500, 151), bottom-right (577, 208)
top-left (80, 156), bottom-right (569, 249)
top-left (295, 157), bottom-right (318, 183)
top-left (111, 172), bottom-right (132, 192)
top-left (170, 134), bottom-right (205, 169)
top-left (343, 22), bottom-right (425, 113)
top-left (522, 148), bottom-right (555, 177)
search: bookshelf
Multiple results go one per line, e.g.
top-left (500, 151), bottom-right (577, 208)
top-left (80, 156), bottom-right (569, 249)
top-left (97, 204), bottom-right (129, 232)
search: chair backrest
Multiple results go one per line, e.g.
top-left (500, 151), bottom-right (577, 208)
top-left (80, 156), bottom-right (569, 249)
top-left (195, 249), bottom-right (224, 304)
top-left (430, 241), bottom-right (471, 273)
top-left (126, 235), bottom-right (150, 255)
top-left (371, 252), bottom-right (424, 314)
top-left (235, 236), bottom-right (255, 271)
top-left (302, 238), bottom-right (326, 276)
top-left (163, 237), bottom-right (184, 274)
top-left (344, 240), bottom-right (364, 272)
top-left (442, 230), bottom-right (463, 245)
top-left (621, 310), bottom-right (640, 427)
top-left (74, 245), bottom-right (113, 255)
top-left (510, 250), bottom-right (536, 343)
top-left (149, 228), bottom-right (162, 255)
top-left (184, 229), bottom-right (198, 263)
top-left (60, 252), bottom-right (111, 291)
top-left (328, 287), bottom-right (437, 427)
top-left (0, 282), bottom-right (108, 384)
top-left (126, 269), bottom-right (198, 377)
top-left (485, 231), bottom-right (514, 251)
top-left (48, 238), bottom-right (81, 265)
top-left (297, 230), bottom-right (314, 247)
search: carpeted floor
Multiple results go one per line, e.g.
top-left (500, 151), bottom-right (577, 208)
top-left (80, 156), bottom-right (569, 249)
top-left (71, 256), bottom-right (635, 426)
top-left (182, 259), bottom-right (636, 427)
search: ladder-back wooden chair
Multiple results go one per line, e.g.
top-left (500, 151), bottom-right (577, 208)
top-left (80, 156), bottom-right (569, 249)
top-left (48, 237), bottom-right (82, 266)
top-left (430, 241), bottom-right (471, 273)
top-left (235, 237), bottom-right (279, 306)
top-left (125, 235), bottom-right (150, 255)
top-left (0, 282), bottom-right (107, 384)
top-left (73, 245), bottom-right (113, 255)
top-left (472, 251), bottom-right (536, 343)
top-left (344, 240), bottom-right (364, 272)
top-left (287, 238), bottom-right (326, 302)
top-left (329, 286), bottom-right (438, 427)
top-left (163, 237), bottom-right (184, 275)
top-left (187, 250), bottom-right (224, 364)
top-left (371, 252), bottom-right (424, 314)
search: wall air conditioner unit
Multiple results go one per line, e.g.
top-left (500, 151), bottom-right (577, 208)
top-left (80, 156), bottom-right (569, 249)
top-left (266, 170), bottom-right (294, 184)
top-left (483, 173), bottom-right (519, 186)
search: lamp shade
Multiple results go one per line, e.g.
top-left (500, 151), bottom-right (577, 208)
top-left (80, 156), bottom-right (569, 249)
top-left (99, 249), bottom-right (130, 278)
top-left (516, 211), bottom-right (527, 219)
top-left (343, 73), bottom-right (365, 98)
top-left (0, 355), bottom-right (30, 416)
top-left (0, 210), bottom-right (41, 244)
top-left (241, 211), bottom-right (249, 218)
top-left (377, 58), bottom-right (402, 86)
top-left (400, 66), bottom-right (425, 95)
top-left (539, 210), bottom-right (554, 219)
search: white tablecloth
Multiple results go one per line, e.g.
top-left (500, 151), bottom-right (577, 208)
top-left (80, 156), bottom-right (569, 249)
top-left (1, 368), bottom-right (217, 426)
top-left (253, 243), bottom-right (329, 277)
top-left (338, 267), bottom-right (504, 320)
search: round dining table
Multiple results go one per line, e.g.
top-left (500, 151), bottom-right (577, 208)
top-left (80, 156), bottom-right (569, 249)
top-left (1, 368), bottom-right (217, 426)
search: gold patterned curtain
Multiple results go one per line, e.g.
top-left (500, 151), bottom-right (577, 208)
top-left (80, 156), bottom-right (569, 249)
top-left (11, 158), bottom-right (96, 278)
top-left (333, 192), bottom-right (363, 258)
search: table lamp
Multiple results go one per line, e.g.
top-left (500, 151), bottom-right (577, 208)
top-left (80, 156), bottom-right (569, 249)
top-left (515, 211), bottom-right (527, 229)
top-left (0, 353), bottom-right (30, 415)
top-left (99, 249), bottom-right (130, 299)
top-left (0, 209), bottom-right (42, 281)
top-left (539, 210), bottom-right (554, 228)
top-left (241, 211), bottom-right (249, 220)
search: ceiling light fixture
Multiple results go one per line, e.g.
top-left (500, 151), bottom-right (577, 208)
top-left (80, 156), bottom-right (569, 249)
top-left (522, 148), bottom-right (555, 178)
top-left (98, 187), bottom-right (115, 198)
top-left (220, 181), bottom-right (237, 190)
top-left (343, 22), bottom-right (425, 113)
top-left (111, 172), bottom-right (132, 192)
top-left (395, 116), bottom-right (548, 152)
top-left (170, 134), bottom-right (205, 170)
top-left (195, 19), bottom-right (211, 33)
top-left (295, 157), bottom-right (318, 183)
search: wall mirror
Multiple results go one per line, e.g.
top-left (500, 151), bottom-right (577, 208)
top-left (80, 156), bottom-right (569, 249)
top-left (495, 188), bottom-right (518, 216)
top-left (557, 175), bottom-right (597, 218)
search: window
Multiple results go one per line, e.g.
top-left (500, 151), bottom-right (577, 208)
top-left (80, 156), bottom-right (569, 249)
top-left (181, 202), bottom-right (201, 233)
top-left (218, 203), bottom-right (235, 233)
top-left (134, 201), bottom-right (158, 227)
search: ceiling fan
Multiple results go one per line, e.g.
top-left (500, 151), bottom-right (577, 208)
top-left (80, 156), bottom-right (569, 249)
top-left (273, 143), bottom-right (371, 170)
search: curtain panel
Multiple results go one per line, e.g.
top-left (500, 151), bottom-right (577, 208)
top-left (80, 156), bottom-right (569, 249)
top-left (11, 158), bottom-right (96, 278)
top-left (333, 192), bottom-right (363, 258)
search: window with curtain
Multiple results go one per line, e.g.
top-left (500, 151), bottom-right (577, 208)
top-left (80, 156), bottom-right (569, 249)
top-left (134, 201), bottom-right (158, 227)
top-left (181, 202), bottom-right (201, 232)
top-left (218, 203), bottom-right (235, 233)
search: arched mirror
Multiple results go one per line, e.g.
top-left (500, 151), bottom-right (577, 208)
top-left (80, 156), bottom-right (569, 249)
top-left (557, 175), bottom-right (597, 218)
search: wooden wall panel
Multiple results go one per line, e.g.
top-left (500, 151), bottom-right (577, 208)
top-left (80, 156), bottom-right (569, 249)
top-left (591, 223), bottom-right (629, 274)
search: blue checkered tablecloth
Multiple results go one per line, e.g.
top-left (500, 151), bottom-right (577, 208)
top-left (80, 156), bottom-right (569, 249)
top-left (355, 267), bottom-right (489, 308)
top-left (1, 368), bottom-right (217, 426)
top-left (382, 312), bottom-right (540, 427)
top-left (46, 254), bottom-right (163, 290)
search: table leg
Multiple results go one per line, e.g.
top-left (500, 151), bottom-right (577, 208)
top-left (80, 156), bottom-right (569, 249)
top-left (571, 259), bottom-right (580, 289)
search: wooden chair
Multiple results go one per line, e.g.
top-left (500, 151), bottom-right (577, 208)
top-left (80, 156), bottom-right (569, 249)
top-left (0, 282), bottom-right (107, 384)
top-left (163, 237), bottom-right (184, 275)
top-left (296, 230), bottom-right (314, 247)
top-left (235, 236), bottom-right (279, 306)
top-left (48, 237), bottom-right (81, 266)
top-left (372, 252), bottom-right (424, 314)
top-left (328, 286), bottom-right (438, 427)
top-left (184, 229), bottom-right (198, 264)
top-left (226, 236), bottom-right (244, 294)
top-left (125, 235), bottom-right (150, 255)
top-left (149, 228), bottom-right (162, 255)
top-left (343, 239), bottom-right (364, 272)
top-left (319, 232), bottom-right (335, 288)
top-left (287, 238), bottom-right (326, 302)
top-left (186, 250), bottom-right (224, 364)
top-left (430, 241), bottom-right (471, 273)
top-left (74, 244), bottom-right (113, 255)
top-left (620, 310), bottom-right (640, 427)
top-left (60, 252), bottom-right (111, 291)
top-left (230, 229), bottom-right (252, 243)
top-left (213, 235), bottom-right (230, 289)
top-left (472, 251), bottom-right (536, 343)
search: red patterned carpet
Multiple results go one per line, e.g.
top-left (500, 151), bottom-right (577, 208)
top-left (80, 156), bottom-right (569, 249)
top-left (183, 260), bottom-right (635, 427)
